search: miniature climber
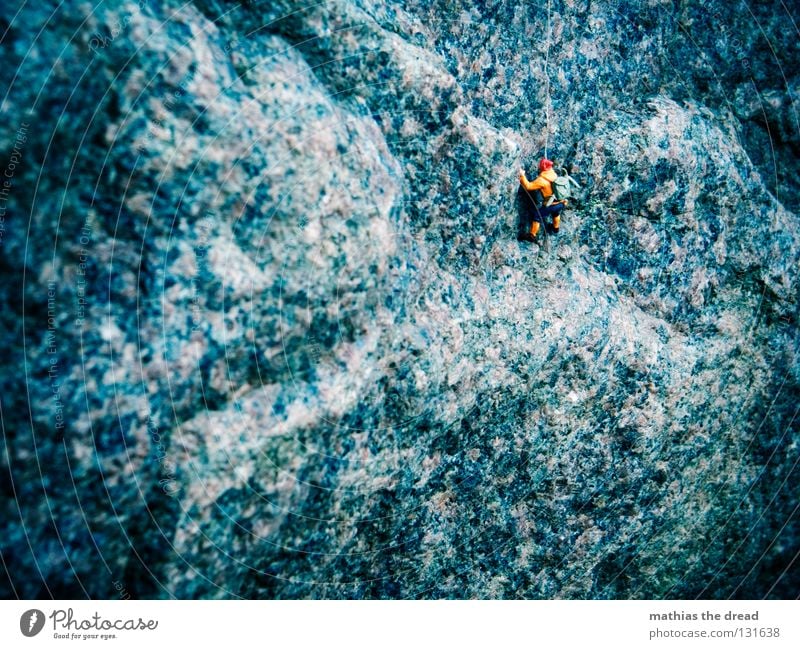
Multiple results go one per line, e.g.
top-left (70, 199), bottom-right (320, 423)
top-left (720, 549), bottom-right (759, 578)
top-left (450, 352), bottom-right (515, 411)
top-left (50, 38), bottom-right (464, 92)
top-left (518, 158), bottom-right (566, 241)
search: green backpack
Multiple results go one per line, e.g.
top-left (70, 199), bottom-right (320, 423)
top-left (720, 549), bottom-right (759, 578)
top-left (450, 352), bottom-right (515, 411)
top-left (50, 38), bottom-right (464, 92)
top-left (552, 175), bottom-right (572, 201)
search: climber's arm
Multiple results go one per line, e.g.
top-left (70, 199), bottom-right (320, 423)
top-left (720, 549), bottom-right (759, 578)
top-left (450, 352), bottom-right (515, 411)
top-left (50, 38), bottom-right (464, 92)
top-left (519, 169), bottom-right (543, 192)
top-left (519, 169), bottom-right (534, 191)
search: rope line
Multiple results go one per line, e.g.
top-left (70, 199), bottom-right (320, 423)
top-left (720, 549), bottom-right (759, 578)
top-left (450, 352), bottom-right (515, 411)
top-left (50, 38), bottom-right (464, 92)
top-left (543, 0), bottom-right (553, 159)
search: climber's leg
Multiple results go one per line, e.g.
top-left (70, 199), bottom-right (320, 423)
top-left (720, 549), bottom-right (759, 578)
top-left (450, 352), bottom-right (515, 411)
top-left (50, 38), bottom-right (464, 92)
top-left (538, 204), bottom-right (563, 234)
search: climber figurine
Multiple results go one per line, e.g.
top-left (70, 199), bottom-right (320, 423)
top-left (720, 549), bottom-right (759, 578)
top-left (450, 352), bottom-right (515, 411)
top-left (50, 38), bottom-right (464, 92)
top-left (518, 158), bottom-right (566, 240)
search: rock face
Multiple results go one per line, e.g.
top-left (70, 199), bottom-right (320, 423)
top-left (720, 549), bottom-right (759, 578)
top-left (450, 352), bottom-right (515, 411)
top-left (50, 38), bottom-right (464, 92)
top-left (1, 0), bottom-right (798, 598)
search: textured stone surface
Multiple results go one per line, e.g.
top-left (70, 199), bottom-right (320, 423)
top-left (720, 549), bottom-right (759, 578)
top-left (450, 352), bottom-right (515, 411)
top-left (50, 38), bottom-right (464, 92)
top-left (0, 0), bottom-right (798, 598)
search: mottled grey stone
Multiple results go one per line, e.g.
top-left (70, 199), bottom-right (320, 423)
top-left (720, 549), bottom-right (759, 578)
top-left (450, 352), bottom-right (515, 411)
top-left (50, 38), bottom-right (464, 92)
top-left (0, 0), bottom-right (798, 599)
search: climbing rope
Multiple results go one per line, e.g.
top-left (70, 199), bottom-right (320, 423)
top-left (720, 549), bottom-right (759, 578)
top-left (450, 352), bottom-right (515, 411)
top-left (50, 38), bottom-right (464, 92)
top-left (543, 0), bottom-right (553, 159)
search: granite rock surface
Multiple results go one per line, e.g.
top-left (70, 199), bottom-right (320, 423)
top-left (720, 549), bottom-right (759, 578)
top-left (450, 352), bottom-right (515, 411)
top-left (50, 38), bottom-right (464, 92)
top-left (0, 0), bottom-right (798, 598)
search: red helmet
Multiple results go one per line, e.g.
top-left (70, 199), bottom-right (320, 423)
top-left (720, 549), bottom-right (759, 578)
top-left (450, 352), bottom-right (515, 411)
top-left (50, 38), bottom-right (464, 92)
top-left (538, 158), bottom-right (553, 172)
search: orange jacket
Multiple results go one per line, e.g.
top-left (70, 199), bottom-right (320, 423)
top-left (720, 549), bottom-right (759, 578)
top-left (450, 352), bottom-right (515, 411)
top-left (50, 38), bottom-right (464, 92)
top-left (519, 167), bottom-right (559, 198)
